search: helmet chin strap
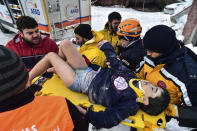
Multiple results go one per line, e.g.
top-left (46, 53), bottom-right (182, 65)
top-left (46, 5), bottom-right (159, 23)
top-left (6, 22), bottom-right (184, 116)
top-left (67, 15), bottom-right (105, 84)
top-left (129, 79), bottom-right (145, 103)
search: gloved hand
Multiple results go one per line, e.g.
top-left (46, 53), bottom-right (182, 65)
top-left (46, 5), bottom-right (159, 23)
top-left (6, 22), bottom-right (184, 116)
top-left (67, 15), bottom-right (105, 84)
top-left (164, 104), bottom-right (178, 117)
top-left (144, 121), bottom-right (165, 131)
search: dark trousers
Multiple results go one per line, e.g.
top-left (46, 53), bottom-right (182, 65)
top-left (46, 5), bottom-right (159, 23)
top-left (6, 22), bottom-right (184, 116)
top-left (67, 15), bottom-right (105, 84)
top-left (67, 99), bottom-right (89, 131)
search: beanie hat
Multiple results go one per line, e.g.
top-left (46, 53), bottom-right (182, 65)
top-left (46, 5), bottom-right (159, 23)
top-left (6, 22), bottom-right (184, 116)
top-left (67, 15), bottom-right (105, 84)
top-left (0, 46), bottom-right (28, 102)
top-left (143, 25), bottom-right (179, 54)
top-left (74, 24), bottom-right (93, 40)
top-left (108, 12), bottom-right (121, 22)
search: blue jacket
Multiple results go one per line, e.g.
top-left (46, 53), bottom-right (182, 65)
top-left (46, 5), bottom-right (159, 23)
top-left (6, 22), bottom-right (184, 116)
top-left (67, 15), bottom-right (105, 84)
top-left (167, 46), bottom-right (197, 106)
top-left (85, 42), bottom-right (138, 128)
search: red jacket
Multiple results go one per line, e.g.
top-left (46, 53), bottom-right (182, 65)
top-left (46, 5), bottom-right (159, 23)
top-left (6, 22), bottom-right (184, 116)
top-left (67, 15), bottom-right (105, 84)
top-left (6, 33), bottom-right (58, 71)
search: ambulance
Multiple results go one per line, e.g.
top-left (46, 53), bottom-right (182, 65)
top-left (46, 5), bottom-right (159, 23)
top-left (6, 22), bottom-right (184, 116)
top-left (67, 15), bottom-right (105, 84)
top-left (0, 0), bottom-right (91, 41)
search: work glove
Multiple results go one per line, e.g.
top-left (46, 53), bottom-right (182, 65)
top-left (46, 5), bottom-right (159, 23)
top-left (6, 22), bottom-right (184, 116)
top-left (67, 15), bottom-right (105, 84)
top-left (164, 104), bottom-right (179, 117)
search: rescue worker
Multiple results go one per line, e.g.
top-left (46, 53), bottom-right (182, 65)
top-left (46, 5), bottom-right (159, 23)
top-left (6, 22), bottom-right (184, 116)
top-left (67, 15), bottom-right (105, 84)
top-left (6, 16), bottom-right (58, 71)
top-left (74, 24), bottom-right (106, 70)
top-left (28, 39), bottom-right (170, 129)
top-left (117, 18), bottom-right (146, 71)
top-left (0, 46), bottom-right (88, 131)
top-left (99, 11), bottom-right (122, 53)
top-left (137, 25), bottom-right (197, 128)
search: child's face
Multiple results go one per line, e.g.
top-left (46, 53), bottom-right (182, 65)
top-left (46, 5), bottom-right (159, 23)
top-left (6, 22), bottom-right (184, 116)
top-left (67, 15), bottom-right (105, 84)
top-left (140, 80), bottom-right (163, 99)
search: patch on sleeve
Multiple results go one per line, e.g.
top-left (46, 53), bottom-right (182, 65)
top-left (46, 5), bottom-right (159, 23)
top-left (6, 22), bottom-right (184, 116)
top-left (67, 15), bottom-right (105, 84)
top-left (157, 80), bottom-right (166, 89)
top-left (114, 76), bottom-right (128, 90)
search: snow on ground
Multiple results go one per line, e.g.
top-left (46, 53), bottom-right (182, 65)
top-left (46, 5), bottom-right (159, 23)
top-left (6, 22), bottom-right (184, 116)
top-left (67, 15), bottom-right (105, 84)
top-left (91, 5), bottom-right (197, 56)
top-left (0, 3), bottom-right (196, 131)
top-left (91, 6), bottom-right (172, 37)
top-left (0, 30), bottom-right (15, 46)
top-left (174, 0), bottom-right (193, 15)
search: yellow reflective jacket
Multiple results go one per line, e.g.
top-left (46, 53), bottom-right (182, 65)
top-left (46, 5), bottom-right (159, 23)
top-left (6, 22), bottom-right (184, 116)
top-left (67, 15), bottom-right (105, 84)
top-left (136, 56), bottom-right (183, 105)
top-left (99, 28), bottom-right (121, 53)
top-left (79, 31), bottom-right (107, 68)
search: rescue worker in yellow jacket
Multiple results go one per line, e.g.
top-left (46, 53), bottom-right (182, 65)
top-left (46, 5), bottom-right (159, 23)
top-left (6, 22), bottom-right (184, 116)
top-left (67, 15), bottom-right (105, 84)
top-left (74, 24), bottom-right (106, 70)
top-left (99, 12), bottom-right (122, 53)
top-left (0, 46), bottom-right (88, 131)
top-left (136, 25), bottom-right (197, 128)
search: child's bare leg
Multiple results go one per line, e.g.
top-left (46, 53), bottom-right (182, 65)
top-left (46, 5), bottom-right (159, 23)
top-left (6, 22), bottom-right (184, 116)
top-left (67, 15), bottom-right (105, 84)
top-left (58, 40), bottom-right (87, 69)
top-left (58, 41), bottom-right (67, 60)
top-left (29, 52), bottom-right (76, 86)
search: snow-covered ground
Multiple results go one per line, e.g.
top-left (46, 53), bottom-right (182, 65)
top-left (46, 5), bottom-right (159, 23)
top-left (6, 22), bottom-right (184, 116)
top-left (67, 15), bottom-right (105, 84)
top-left (0, 30), bottom-right (15, 46)
top-left (92, 6), bottom-right (172, 37)
top-left (0, 3), bottom-right (196, 131)
top-left (91, 5), bottom-right (197, 53)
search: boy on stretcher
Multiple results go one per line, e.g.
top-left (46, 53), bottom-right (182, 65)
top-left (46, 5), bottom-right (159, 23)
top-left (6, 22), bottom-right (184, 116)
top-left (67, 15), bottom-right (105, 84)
top-left (28, 40), bottom-right (170, 129)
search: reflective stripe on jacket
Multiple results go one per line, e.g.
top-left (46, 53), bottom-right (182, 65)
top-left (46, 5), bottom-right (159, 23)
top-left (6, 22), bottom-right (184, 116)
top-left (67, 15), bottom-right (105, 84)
top-left (99, 28), bottom-right (121, 53)
top-left (136, 56), bottom-right (183, 105)
top-left (136, 46), bottom-right (197, 106)
top-left (79, 31), bottom-right (107, 68)
top-left (0, 96), bottom-right (74, 131)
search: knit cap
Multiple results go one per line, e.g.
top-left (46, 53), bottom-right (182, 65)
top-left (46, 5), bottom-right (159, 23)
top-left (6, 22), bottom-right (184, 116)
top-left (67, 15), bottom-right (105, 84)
top-left (74, 24), bottom-right (93, 40)
top-left (143, 25), bottom-right (179, 54)
top-left (0, 46), bottom-right (28, 102)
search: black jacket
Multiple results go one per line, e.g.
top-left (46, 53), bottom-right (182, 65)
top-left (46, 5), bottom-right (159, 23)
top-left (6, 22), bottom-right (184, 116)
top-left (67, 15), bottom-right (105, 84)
top-left (118, 38), bottom-right (146, 71)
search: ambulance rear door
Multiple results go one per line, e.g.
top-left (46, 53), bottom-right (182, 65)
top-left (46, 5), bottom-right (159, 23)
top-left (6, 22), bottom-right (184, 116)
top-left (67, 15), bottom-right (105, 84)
top-left (47, 0), bottom-right (91, 41)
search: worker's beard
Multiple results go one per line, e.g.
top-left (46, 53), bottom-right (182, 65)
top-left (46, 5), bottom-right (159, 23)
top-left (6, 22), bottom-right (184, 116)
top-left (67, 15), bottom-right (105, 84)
top-left (77, 39), bottom-right (86, 47)
top-left (22, 36), bottom-right (40, 46)
top-left (110, 24), bottom-right (118, 34)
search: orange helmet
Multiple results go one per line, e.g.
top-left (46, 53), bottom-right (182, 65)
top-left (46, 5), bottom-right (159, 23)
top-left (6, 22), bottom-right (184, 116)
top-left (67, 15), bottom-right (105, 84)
top-left (117, 18), bottom-right (142, 37)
